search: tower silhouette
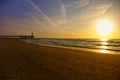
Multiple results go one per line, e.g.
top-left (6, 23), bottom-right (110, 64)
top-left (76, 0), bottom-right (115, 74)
top-left (31, 32), bottom-right (33, 36)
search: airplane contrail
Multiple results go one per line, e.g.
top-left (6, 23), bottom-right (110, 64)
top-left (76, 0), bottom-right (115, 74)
top-left (25, 0), bottom-right (57, 26)
top-left (57, 0), bottom-right (67, 24)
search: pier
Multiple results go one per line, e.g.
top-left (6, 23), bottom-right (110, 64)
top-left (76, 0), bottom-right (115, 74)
top-left (0, 32), bottom-right (34, 39)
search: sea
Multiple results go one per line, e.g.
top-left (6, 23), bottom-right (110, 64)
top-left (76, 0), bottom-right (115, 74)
top-left (22, 38), bottom-right (120, 53)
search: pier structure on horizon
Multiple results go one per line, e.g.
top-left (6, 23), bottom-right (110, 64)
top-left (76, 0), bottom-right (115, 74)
top-left (0, 32), bottom-right (34, 39)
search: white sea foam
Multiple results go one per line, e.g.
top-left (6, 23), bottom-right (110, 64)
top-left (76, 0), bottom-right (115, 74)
top-left (22, 38), bottom-right (120, 53)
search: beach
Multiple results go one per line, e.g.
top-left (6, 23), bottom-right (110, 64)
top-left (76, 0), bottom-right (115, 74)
top-left (0, 39), bottom-right (120, 80)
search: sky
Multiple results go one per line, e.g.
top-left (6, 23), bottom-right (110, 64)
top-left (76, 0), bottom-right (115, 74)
top-left (0, 0), bottom-right (120, 38)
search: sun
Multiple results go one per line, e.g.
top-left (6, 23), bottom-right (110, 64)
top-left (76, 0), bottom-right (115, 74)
top-left (96, 19), bottom-right (112, 37)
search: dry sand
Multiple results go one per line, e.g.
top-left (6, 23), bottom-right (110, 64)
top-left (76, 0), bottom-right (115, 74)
top-left (0, 39), bottom-right (120, 80)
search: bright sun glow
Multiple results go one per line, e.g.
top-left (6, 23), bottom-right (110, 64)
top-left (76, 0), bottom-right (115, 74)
top-left (97, 19), bottom-right (112, 37)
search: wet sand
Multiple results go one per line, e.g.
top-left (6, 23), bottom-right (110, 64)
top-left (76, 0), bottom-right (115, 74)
top-left (0, 39), bottom-right (120, 80)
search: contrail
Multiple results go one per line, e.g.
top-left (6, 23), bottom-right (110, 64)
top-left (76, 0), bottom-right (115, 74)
top-left (57, 0), bottom-right (67, 24)
top-left (25, 0), bottom-right (57, 26)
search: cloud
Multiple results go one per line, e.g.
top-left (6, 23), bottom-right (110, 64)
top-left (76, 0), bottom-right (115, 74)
top-left (79, 3), bottom-right (113, 19)
top-left (25, 0), bottom-right (71, 35)
top-left (25, 0), bottom-right (57, 26)
top-left (31, 16), bottom-right (70, 37)
top-left (57, 0), bottom-right (67, 24)
top-left (68, 1), bottom-right (113, 23)
top-left (66, 0), bottom-right (89, 9)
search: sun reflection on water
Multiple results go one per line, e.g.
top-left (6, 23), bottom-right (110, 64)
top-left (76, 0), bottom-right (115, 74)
top-left (99, 38), bottom-right (109, 53)
top-left (101, 42), bottom-right (108, 45)
top-left (100, 46), bottom-right (108, 49)
top-left (100, 50), bottom-right (108, 53)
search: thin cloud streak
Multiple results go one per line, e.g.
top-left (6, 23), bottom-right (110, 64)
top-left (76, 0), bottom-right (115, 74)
top-left (69, 2), bottom-right (113, 23)
top-left (76, 0), bottom-right (89, 9)
top-left (57, 0), bottom-right (67, 24)
top-left (25, 0), bottom-right (57, 26)
top-left (25, 0), bottom-right (72, 35)
top-left (66, 0), bottom-right (89, 9)
top-left (79, 3), bottom-right (113, 19)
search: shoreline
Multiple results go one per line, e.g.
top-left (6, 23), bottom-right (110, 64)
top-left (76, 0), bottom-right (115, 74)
top-left (0, 39), bottom-right (120, 80)
top-left (21, 39), bottom-right (120, 54)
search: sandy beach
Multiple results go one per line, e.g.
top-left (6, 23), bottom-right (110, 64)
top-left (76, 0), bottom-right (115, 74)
top-left (0, 39), bottom-right (120, 80)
